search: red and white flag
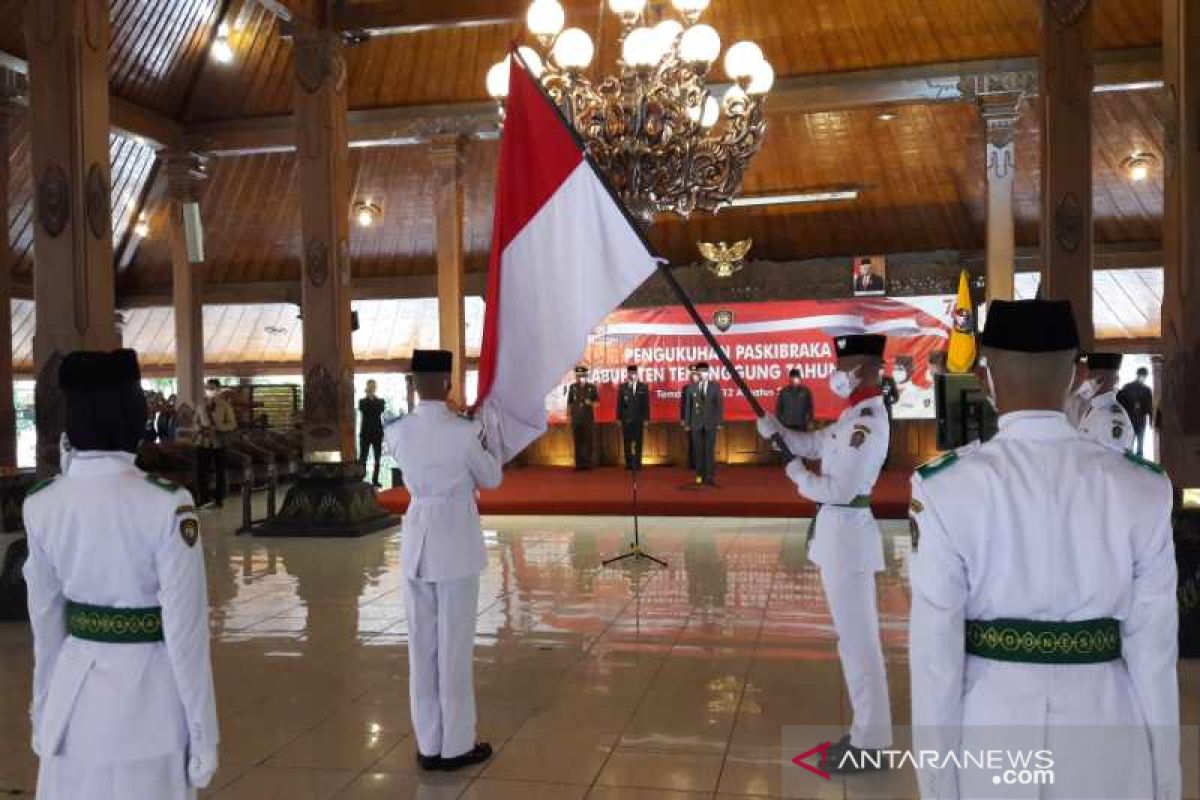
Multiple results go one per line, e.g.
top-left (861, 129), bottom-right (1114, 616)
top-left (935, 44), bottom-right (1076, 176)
top-left (475, 56), bottom-right (659, 462)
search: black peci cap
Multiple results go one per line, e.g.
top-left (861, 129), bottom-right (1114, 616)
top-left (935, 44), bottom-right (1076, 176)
top-left (788, 368), bottom-right (801, 378)
top-left (626, 364), bottom-right (638, 373)
top-left (412, 349), bottom-right (453, 373)
top-left (833, 334), bottom-right (887, 358)
top-left (980, 300), bottom-right (1079, 353)
top-left (59, 349), bottom-right (141, 392)
top-left (696, 362), bottom-right (710, 371)
top-left (59, 350), bottom-right (146, 454)
top-left (1084, 352), bottom-right (1123, 371)
top-left (574, 365), bottom-right (589, 376)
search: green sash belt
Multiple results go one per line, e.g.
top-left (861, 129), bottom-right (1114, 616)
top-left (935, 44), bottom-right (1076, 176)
top-left (965, 617), bottom-right (1121, 664)
top-left (807, 495), bottom-right (873, 542)
top-left (66, 601), bottom-right (164, 644)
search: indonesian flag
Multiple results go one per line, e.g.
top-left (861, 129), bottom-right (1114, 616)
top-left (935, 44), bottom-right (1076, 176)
top-left (475, 56), bottom-right (659, 462)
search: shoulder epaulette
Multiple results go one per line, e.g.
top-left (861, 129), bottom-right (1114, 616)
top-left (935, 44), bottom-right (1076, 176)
top-left (916, 452), bottom-right (958, 479)
top-left (145, 474), bottom-right (181, 493)
top-left (1123, 452), bottom-right (1165, 475)
top-left (26, 477), bottom-right (56, 497)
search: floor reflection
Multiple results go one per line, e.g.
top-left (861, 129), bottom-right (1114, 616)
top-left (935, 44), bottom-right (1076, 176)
top-left (0, 503), bottom-right (1196, 799)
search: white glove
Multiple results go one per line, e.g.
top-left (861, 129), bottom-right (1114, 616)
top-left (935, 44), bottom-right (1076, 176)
top-left (785, 457), bottom-right (807, 485)
top-left (188, 746), bottom-right (218, 789)
top-left (755, 413), bottom-right (783, 440)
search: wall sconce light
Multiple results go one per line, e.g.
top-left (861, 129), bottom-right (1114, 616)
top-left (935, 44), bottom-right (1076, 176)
top-left (1121, 152), bottom-right (1157, 182)
top-left (211, 23), bottom-right (234, 65)
top-left (353, 201), bottom-right (381, 228)
top-left (133, 211), bottom-right (150, 238)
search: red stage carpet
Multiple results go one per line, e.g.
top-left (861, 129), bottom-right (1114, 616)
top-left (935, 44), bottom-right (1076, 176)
top-left (378, 466), bottom-right (912, 519)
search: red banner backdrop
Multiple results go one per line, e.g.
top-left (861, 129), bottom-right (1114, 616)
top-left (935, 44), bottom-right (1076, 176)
top-left (546, 296), bottom-right (954, 423)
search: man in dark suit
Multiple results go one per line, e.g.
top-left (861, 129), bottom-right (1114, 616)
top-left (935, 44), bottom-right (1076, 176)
top-left (680, 363), bottom-right (699, 470)
top-left (684, 362), bottom-right (723, 486)
top-left (617, 364), bottom-right (651, 471)
top-left (775, 368), bottom-right (813, 431)
top-left (1117, 366), bottom-right (1154, 457)
top-left (853, 260), bottom-right (885, 294)
top-left (566, 366), bottom-right (599, 470)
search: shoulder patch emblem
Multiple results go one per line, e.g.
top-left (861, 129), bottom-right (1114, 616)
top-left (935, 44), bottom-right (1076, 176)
top-left (175, 504), bottom-right (197, 516)
top-left (860, 407), bottom-right (873, 417)
top-left (909, 497), bottom-right (924, 514)
top-left (850, 424), bottom-right (870, 449)
top-left (1111, 424), bottom-right (1124, 441)
top-left (916, 452), bottom-right (958, 479)
top-left (146, 474), bottom-right (181, 493)
top-left (179, 517), bottom-right (199, 548)
top-left (27, 477), bottom-right (56, 497)
top-left (1123, 451), bottom-right (1165, 475)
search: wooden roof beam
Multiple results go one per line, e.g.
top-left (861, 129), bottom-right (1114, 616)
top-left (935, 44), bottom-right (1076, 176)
top-left (0, 51), bottom-right (183, 149)
top-left (186, 48), bottom-right (1161, 157)
top-left (332, 0), bottom-right (524, 35)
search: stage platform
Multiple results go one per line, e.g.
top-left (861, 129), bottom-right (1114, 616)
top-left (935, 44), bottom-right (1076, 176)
top-left (377, 465), bottom-right (912, 519)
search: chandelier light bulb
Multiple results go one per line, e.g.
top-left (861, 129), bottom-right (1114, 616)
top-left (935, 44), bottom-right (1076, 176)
top-left (722, 84), bottom-right (747, 111)
top-left (700, 95), bottom-right (720, 128)
top-left (654, 20), bottom-right (683, 52)
top-left (622, 26), bottom-right (662, 69)
top-left (357, 209), bottom-right (374, 228)
top-left (518, 46), bottom-right (545, 77)
top-left (608, 0), bottom-right (647, 20)
top-left (526, 0), bottom-right (565, 39)
top-left (486, 59), bottom-right (510, 98)
top-left (723, 41), bottom-right (764, 81)
top-left (746, 59), bottom-right (774, 94)
top-left (1130, 162), bottom-right (1149, 181)
top-left (671, 0), bottom-right (711, 20)
top-left (553, 28), bottom-right (595, 70)
top-left (679, 24), bottom-right (720, 66)
top-left (211, 24), bottom-right (234, 65)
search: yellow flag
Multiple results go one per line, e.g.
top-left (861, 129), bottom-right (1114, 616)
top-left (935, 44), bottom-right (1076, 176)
top-left (946, 270), bottom-right (976, 373)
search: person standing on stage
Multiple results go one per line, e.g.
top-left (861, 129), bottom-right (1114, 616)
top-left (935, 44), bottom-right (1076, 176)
top-left (566, 366), bottom-right (599, 470)
top-left (358, 379), bottom-right (387, 487)
top-left (680, 364), bottom-right (700, 470)
top-left (756, 334), bottom-right (892, 772)
top-left (617, 364), bottom-right (650, 471)
top-left (384, 349), bottom-right (502, 772)
top-left (1067, 352), bottom-right (1135, 452)
top-left (195, 379), bottom-right (237, 508)
top-left (685, 362), bottom-right (723, 486)
top-left (1118, 366), bottom-right (1155, 456)
top-left (908, 300), bottom-right (1178, 799)
top-left (775, 368), bottom-right (813, 431)
top-left (23, 350), bottom-right (218, 799)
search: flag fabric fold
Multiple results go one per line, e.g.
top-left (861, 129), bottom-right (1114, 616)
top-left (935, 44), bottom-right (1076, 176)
top-left (946, 269), bottom-right (977, 373)
top-left (475, 56), bottom-right (659, 462)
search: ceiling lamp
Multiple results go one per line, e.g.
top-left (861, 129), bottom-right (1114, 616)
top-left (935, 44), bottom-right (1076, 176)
top-left (133, 211), bottom-right (150, 238)
top-left (1121, 152), bottom-right (1157, 182)
top-left (353, 201), bottom-right (381, 228)
top-left (211, 23), bottom-right (234, 65)
top-left (485, 0), bottom-right (771, 221)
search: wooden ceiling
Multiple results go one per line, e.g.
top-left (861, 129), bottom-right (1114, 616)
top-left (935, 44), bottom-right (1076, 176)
top-left (0, 0), bottom-right (1169, 309)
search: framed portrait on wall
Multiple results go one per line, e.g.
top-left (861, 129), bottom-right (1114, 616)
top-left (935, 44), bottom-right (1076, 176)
top-left (852, 256), bottom-right (887, 296)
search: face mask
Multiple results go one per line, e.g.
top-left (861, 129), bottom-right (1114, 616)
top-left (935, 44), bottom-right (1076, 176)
top-left (983, 366), bottom-right (999, 412)
top-left (1075, 378), bottom-right (1101, 400)
top-left (829, 366), bottom-right (862, 399)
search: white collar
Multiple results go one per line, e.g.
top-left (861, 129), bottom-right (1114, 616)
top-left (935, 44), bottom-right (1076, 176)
top-left (65, 450), bottom-right (139, 477)
top-left (996, 410), bottom-right (1078, 440)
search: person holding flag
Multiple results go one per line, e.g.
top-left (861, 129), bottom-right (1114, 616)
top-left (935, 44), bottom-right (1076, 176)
top-left (946, 269), bottom-right (977, 373)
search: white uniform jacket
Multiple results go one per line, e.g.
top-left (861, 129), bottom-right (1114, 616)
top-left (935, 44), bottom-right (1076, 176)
top-left (384, 401), bottom-right (503, 582)
top-left (1076, 389), bottom-right (1136, 452)
top-left (909, 412), bottom-right (1178, 799)
top-left (772, 394), bottom-right (889, 574)
top-left (22, 452), bottom-right (218, 775)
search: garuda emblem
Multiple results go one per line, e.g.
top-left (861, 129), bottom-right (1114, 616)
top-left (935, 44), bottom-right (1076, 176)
top-left (698, 239), bottom-right (752, 278)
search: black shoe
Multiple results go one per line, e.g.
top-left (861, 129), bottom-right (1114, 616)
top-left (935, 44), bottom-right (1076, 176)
top-left (438, 742), bottom-right (492, 772)
top-left (821, 734), bottom-right (886, 774)
top-left (416, 752), bottom-right (441, 771)
top-left (703, 478), bottom-right (720, 488)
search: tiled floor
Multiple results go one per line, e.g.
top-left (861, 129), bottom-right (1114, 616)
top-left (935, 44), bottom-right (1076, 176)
top-left (1, 505), bottom-right (1197, 799)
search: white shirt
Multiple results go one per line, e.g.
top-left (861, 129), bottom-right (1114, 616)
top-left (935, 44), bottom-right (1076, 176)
top-left (1077, 389), bottom-right (1136, 452)
top-left (909, 412), bottom-right (1178, 799)
top-left (384, 401), bottom-right (503, 581)
top-left (22, 451), bottom-right (217, 769)
top-left (773, 393), bottom-right (889, 573)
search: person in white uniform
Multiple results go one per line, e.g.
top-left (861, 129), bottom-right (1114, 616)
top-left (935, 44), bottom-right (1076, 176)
top-left (757, 333), bottom-right (893, 772)
top-left (909, 300), bottom-right (1178, 799)
top-left (384, 349), bottom-right (502, 771)
top-left (1065, 351), bottom-right (1136, 452)
top-left (22, 350), bottom-right (218, 800)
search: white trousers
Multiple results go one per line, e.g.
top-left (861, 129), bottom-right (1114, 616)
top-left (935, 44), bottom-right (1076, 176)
top-left (405, 575), bottom-right (480, 759)
top-left (37, 751), bottom-right (193, 800)
top-left (820, 568), bottom-right (892, 749)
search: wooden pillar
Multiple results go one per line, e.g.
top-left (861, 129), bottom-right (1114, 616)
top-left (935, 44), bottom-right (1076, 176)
top-left (25, 0), bottom-right (120, 476)
top-left (431, 135), bottom-right (467, 402)
top-left (293, 29), bottom-right (356, 461)
top-left (1160, 0), bottom-right (1200, 484)
top-left (164, 151), bottom-right (209, 423)
top-left (971, 74), bottom-right (1031, 302)
top-left (0, 71), bottom-right (24, 468)
top-left (1039, 0), bottom-right (1094, 349)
